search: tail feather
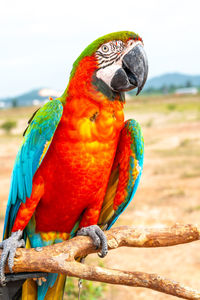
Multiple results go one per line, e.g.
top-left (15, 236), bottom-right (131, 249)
top-left (22, 279), bottom-right (37, 300)
top-left (37, 273), bottom-right (58, 300)
top-left (21, 274), bottom-right (66, 300)
top-left (20, 217), bottom-right (68, 299)
top-left (44, 274), bottom-right (66, 300)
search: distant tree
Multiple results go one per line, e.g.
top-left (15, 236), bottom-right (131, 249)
top-left (169, 84), bottom-right (176, 90)
top-left (161, 84), bottom-right (168, 94)
top-left (12, 98), bottom-right (18, 107)
top-left (1, 120), bottom-right (17, 134)
top-left (185, 80), bottom-right (192, 87)
top-left (144, 88), bottom-right (153, 94)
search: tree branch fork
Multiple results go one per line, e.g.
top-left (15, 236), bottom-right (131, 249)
top-left (1, 224), bottom-right (200, 299)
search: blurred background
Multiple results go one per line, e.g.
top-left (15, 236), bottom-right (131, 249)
top-left (0, 0), bottom-right (200, 299)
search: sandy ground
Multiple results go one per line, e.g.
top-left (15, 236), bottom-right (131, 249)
top-left (0, 95), bottom-right (200, 299)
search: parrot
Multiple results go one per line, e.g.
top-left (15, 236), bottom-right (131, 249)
top-left (0, 31), bottom-right (148, 299)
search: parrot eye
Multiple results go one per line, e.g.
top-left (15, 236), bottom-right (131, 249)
top-left (101, 45), bottom-right (109, 53)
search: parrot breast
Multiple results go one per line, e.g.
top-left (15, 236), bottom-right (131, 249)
top-left (34, 93), bottom-right (124, 233)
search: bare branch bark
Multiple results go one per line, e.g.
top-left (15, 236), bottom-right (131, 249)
top-left (1, 224), bottom-right (200, 299)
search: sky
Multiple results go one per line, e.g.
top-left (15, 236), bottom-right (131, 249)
top-left (0, 0), bottom-right (200, 98)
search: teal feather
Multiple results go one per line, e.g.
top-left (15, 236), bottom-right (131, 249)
top-left (3, 99), bottom-right (63, 238)
top-left (37, 274), bottom-right (58, 300)
top-left (106, 119), bottom-right (144, 229)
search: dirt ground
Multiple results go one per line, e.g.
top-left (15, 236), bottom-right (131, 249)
top-left (0, 94), bottom-right (200, 299)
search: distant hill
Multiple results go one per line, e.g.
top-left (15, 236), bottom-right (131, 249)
top-left (144, 73), bottom-right (200, 90)
top-left (0, 73), bottom-right (200, 108)
top-left (0, 88), bottom-right (61, 108)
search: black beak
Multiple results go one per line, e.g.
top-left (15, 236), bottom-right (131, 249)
top-left (110, 44), bottom-right (148, 95)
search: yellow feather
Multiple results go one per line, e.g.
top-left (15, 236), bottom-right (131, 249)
top-left (39, 138), bottom-right (52, 165)
top-left (44, 275), bottom-right (66, 300)
top-left (22, 279), bottom-right (37, 300)
top-left (22, 237), bottom-right (37, 300)
top-left (98, 167), bottom-right (119, 226)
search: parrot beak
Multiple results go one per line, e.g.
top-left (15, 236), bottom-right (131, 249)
top-left (110, 44), bottom-right (148, 95)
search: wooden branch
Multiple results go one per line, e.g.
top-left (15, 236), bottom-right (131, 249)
top-left (1, 224), bottom-right (200, 299)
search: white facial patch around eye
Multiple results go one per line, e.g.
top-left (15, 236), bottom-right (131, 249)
top-left (95, 40), bottom-right (125, 69)
top-left (110, 40), bottom-right (125, 53)
top-left (96, 62), bottom-right (122, 88)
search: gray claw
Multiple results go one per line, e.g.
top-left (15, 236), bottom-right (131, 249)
top-left (0, 230), bottom-right (25, 286)
top-left (77, 225), bottom-right (108, 258)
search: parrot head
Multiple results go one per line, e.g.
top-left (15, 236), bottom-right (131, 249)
top-left (67, 31), bottom-right (148, 99)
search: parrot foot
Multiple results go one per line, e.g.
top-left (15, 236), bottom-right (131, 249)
top-left (77, 225), bottom-right (108, 258)
top-left (0, 230), bottom-right (25, 286)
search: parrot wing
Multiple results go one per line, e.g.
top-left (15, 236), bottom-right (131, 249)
top-left (98, 119), bottom-right (144, 230)
top-left (3, 99), bottom-right (63, 238)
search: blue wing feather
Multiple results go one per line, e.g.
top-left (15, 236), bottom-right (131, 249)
top-left (3, 99), bottom-right (63, 238)
top-left (107, 119), bottom-right (144, 229)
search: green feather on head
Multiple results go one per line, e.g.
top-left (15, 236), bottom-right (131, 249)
top-left (60, 31), bottom-right (143, 102)
top-left (70, 31), bottom-right (142, 79)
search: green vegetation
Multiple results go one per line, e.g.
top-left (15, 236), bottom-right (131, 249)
top-left (186, 206), bottom-right (200, 213)
top-left (145, 118), bottom-right (154, 127)
top-left (154, 141), bottom-right (200, 158)
top-left (1, 120), bottom-right (17, 134)
top-left (125, 94), bottom-right (200, 114)
top-left (166, 189), bottom-right (185, 198)
top-left (167, 103), bottom-right (177, 111)
top-left (181, 171), bottom-right (200, 178)
top-left (12, 98), bottom-right (18, 108)
top-left (65, 277), bottom-right (106, 300)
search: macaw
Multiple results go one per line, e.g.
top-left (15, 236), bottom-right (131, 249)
top-left (0, 31), bottom-right (148, 299)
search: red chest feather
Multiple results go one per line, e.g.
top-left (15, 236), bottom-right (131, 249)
top-left (34, 56), bottom-right (125, 232)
